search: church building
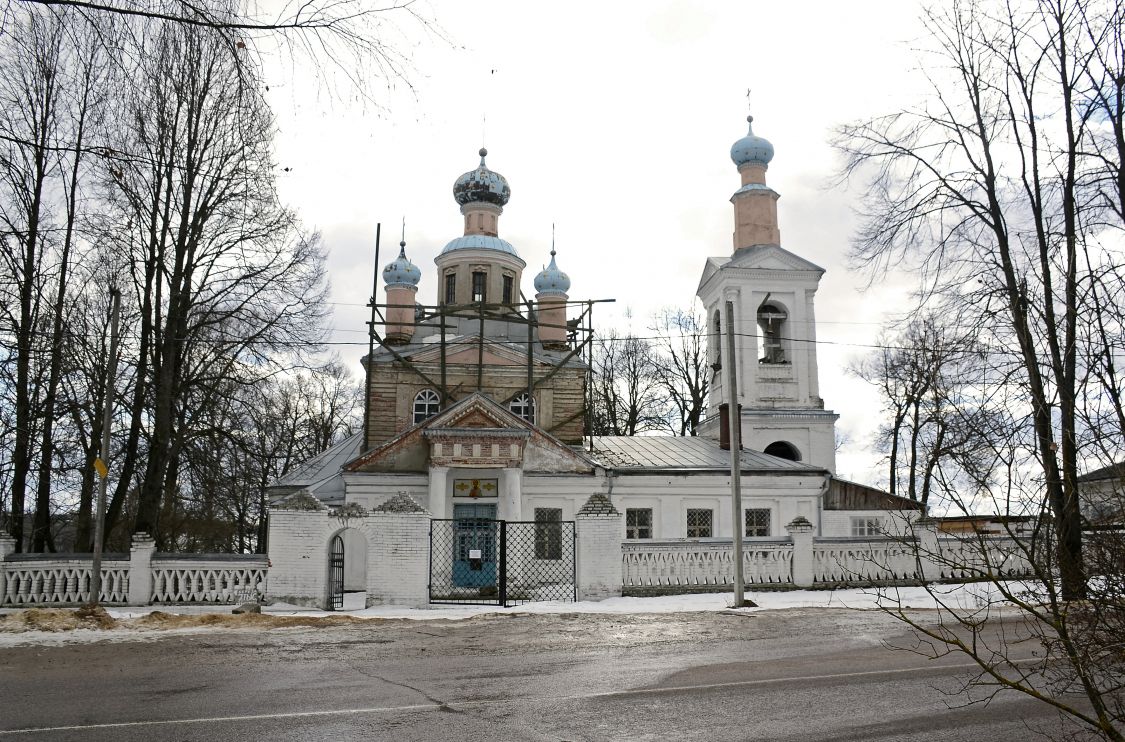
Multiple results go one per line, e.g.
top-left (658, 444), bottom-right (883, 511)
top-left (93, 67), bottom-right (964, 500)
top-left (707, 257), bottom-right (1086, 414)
top-left (267, 111), bottom-right (919, 607)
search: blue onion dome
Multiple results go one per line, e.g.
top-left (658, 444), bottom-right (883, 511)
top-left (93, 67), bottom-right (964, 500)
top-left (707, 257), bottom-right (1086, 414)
top-left (453, 148), bottom-right (511, 207)
top-left (730, 115), bottom-right (774, 167)
top-left (534, 249), bottom-right (570, 295)
top-left (382, 241), bottom-right (421, 287)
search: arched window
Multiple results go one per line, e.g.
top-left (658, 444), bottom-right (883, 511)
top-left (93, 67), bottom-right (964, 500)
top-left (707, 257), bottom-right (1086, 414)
top-left (413, 389), bottom-right (440, 424)
top-left (509, 392), bottom-right (535, 423)
top-left (757, 303), bottom-right (787, 364)
top-left (764, 440), bottom-right (801, 462)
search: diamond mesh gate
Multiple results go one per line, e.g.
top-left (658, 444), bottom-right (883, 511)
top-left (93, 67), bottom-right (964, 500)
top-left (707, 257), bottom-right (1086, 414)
top-left (429, 519), bottom-right (576, 606)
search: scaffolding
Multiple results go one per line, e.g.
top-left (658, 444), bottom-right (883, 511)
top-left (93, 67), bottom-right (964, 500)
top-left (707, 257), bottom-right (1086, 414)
top-left (363, 233), bottom-right (612, 446)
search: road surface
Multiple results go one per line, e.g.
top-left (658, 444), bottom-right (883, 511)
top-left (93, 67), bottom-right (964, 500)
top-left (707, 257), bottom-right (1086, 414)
top-left (0, 606), bottom-right (1088, 740)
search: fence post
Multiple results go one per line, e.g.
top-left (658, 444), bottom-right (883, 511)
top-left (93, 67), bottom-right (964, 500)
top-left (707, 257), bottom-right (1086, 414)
top-left (916, 518), bottom-right (942, 582)
top-left (575, 494), bottom-right (624, 601)
top-left (0, 536), bottom-right (13, 604)
top-left (368, 494), bottom-right (431, 606)
top-left (128, 533), bottom-right (156, 605)
top-left (786, 517), bottom-right (815, 588)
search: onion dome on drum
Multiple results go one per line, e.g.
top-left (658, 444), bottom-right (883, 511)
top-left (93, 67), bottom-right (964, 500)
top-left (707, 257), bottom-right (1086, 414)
top-left (453, 148), bottom-right (511, 207)
top-left (730, 115), bottom-right (775, 168)
top-left (533, 248), bottom-right (570, 296)
top-left (382, 241), bottom-right (421, 287)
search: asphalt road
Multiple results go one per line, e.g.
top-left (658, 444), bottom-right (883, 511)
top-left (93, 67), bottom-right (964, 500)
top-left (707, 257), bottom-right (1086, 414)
top-left (0, 607), bottom-right (1091, 741)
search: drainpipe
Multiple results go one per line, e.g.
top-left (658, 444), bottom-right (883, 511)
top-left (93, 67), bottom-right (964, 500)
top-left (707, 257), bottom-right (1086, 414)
top-left (816, 474), bottom-right (830, 536)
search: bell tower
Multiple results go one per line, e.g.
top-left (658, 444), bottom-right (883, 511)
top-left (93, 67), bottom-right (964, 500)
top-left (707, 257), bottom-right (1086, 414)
top-left (696, 111), bottom-right (838, 472)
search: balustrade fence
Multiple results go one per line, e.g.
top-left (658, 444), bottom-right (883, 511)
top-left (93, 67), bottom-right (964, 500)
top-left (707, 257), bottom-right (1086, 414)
top-left (622, 531), bottom-right (1037, 595)
top-left (0, 536), bottom-right (268, 607)
top-left (623, 539), bottom-right (793, 593)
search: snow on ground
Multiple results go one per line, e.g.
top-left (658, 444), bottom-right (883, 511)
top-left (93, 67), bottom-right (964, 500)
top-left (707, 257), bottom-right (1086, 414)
top-left (0, 582), bottom-right (1025, 648)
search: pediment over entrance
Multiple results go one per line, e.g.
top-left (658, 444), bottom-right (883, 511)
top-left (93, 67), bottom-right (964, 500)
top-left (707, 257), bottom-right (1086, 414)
top-left (345, 392), bottom-right (595, 474)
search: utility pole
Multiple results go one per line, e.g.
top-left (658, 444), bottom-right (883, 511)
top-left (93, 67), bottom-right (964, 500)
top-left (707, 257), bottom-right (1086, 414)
top-left (724, 300), bottom-right (746, 607)
top-left (89, 288), bottom-right (121, 607)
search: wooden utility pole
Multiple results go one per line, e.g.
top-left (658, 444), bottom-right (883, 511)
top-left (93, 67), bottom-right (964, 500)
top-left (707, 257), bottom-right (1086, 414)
top-left (89, 288), bottom-right (121, 607)
top-left (724, 300), bottom-right (746, 607)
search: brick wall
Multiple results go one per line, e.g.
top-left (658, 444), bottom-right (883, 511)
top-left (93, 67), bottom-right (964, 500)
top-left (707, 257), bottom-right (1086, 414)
top-left (367, 511), bottom-right (430, 605)
top-left (267, 506), bottom-right (432, 608)
top-left (576, 513), bottom-right (624, 601)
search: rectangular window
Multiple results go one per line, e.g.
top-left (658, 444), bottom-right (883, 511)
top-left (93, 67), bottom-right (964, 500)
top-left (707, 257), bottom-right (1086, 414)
top-left (625, 508), bottom-right (653, 539)
top-left (686, 508), bottom-right (713, 538)
top-left (502, 274), bottom-right (514, 305)
top-left (851, 517), bottom-right (881, 537)
top-left (472, 271), bottom-right (487, 303)
top-left (444, 273), bottom-right (456, 305)
top-left (534, 507), bottom-right (563, 559)
top-left (745, 508), bottom-right (771, 537)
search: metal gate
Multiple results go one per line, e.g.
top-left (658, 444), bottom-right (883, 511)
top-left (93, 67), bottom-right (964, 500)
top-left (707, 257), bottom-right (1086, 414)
top-left (429, 519), bottom-right (576, 606)
top-left (328, 533), bottom-right (344, 610)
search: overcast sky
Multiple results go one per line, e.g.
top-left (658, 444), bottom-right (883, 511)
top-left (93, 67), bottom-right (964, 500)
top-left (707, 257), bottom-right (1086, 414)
top-left (263, 0), bottom-right (932, 485)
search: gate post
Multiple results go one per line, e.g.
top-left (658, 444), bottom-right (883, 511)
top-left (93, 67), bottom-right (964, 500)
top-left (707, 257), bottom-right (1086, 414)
top-left (498, 520), bottom-right (507, 606)
top-left (128, 533), bottom-right (156, 605)
top-left (368, 494), bottom-right (431, 606)
top-left (575, 494), bottom-right (624, 601)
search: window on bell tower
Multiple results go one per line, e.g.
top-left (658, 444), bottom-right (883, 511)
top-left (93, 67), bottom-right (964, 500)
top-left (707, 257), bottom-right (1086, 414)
top-left (757, 303), bottom-right (787, 364)
top-left (502, 274), bottom-right (514, 305)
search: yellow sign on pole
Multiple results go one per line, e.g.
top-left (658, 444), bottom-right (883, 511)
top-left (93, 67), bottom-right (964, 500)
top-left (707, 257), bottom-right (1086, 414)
top-left (94, 457), bottom-right (108, 479)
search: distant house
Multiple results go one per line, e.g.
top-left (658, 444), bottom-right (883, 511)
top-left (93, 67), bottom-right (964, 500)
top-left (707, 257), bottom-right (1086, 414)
top-left (934, 514), bottom-right (1036, 538)
top-left (1078, 462), bottom-right (1125, 527)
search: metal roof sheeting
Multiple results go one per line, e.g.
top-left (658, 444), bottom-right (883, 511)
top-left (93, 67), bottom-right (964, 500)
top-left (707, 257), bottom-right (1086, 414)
top-left (586, 436), bottom-right (823, 473)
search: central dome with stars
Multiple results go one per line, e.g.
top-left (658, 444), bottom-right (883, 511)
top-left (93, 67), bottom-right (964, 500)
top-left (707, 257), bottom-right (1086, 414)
top-left (453, 148), bottom-right (511, 207)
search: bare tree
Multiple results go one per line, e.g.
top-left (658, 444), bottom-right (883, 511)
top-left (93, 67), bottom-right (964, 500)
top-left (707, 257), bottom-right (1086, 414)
top-left (589, 330), bottom-right (669, 436)
top-left (836, 0), bottom-right (1125, 737)
top-left (0, 10), bottom-right (67, 552)
top-left (834, 0), bottom-right (1112, 600)
top-left (92, 19), bottom-right (328, 546)
top-left (849, 314), bottom-right (987, 509)
top-left (649, 307), bottom-right (709, 436)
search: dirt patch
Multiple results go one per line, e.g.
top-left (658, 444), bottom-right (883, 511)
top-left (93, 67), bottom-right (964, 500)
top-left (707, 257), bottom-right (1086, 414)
top-left (128, 611), bottom-right (381, 630)
top-left (0, 608), bottom-right (396, 634)
top-left (0, 606), bottom-right (118, 632)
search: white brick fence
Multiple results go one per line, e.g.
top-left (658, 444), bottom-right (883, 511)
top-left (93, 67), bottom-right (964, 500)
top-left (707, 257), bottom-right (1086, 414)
top-left (1, 513), bottom-right (1041, 607)
top-left (0, 534), bottom-right (267, 607)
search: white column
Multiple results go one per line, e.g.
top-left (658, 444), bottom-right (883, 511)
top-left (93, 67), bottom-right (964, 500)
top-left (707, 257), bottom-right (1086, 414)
top-left (428, 466), bottom-right (449, 519)
top-left (500, 467), bottom-right (522, 521)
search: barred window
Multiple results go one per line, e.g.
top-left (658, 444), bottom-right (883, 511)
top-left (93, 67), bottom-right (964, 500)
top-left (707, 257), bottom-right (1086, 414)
top-left (534, 508), bottom-right (563, 560)
top-left (412, 389), bottom-right (440, 424)
top-left (502, 274), bottom-right (514, 305)
top-left (509, 392), bottom-right (535, 423)
top-left (444, 273), bottom-right (456, 305)
top-left (851, 517), bottom-right (881, 537)
top-left (686, 508), bottom-right (713, 538)
top-left (745, 509), bottom-right (771, 537)
top-left (626, 508), bottom-right (653, 539)
top-left (472, 271), bottom-right (487, 303)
